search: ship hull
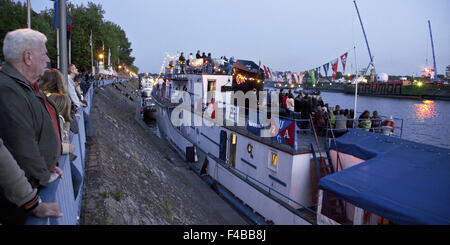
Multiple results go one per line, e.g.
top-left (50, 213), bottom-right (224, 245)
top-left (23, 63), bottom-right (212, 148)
top-left (153, 98), bottom-right (315, 225)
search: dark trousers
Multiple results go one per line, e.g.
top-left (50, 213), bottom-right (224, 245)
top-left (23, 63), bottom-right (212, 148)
top-left (0, 194), bottom-right (29, 225)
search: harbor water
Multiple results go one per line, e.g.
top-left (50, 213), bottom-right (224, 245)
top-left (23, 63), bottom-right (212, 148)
top-left (319, 92), bottom-right (450, 149)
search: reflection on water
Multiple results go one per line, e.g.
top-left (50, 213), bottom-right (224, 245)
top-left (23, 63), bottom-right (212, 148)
top-left (414, 100), bottom-right (437, 122)
top-left (318, 92), bottom-right (450, 149)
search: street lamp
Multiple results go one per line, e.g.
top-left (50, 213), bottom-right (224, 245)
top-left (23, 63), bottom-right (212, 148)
top-left (98, 53), bottom-right (104, 61)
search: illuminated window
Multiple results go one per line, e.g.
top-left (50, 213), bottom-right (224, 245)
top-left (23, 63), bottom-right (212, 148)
top-left (208, 80), bottom-right (216, 92)
top-left (232, 134), bottom-right (237, 145)
top-left (268, 151), bottom-right (278, 171)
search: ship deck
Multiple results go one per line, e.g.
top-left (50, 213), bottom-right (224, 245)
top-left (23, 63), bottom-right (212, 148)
top-left (153, 95), bottom-right (329, 155)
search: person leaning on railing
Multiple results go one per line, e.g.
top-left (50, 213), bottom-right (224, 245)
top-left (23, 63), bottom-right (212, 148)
top-left (381, 116), bottom-right (395, 136)
top-left (0, 29), bottom-right (64, 224)
top-left (370, 111), bottom-right (382, 133)
top-left (334, 110), bottom-right (348, 137)
top-left (358, 110), bottom-right (372, 132)
top-left (0, 138), bottom-right (63, 225)
top-left (48, 93), bottom-right (76, 155)
top-left (39, 68), bottom-right (79, 142)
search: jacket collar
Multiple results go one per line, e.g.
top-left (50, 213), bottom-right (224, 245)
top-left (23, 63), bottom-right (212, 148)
top-left (1, 63), bottom-right (57, 110)
top-left (0, 62), bottom-right (33, 90)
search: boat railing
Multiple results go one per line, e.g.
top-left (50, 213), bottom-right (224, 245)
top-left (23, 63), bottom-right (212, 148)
top-left (206, 152), bottom-right (317, 218)
top-left (153, 87), bottom-right (404, 153)
top-left (323, 116), bottom-right (404, 140)
top-left (168, 59), bottom-right (234, 76)
top-left (168, 115), bottom-right (318, 219)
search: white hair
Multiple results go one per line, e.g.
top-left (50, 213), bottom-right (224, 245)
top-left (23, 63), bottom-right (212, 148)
top-left (2, 28), bottom-right (47, 63)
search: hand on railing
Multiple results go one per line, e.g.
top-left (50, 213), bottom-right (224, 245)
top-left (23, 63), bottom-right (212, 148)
top-left (32, 202), bottom-right (63, 219)
top-left (50, 166), bottom-right (63, 180)
top-left (68, 144), bottom-right (75, 154)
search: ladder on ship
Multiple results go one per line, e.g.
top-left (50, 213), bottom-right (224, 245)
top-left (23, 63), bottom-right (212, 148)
top-left (309, 116), bottom-right (347, 223)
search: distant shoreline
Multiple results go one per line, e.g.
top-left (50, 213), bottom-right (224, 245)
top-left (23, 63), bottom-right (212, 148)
top-left (319, 89), bottom-right (450, 101)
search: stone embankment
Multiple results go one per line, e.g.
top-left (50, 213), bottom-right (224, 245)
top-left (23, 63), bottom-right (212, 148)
top-left (81, 80), bottom-right (247, 225)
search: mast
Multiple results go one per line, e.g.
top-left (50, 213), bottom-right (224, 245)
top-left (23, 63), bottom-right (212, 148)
top-left (58, 0), bottom-right (68, 83)
top-left (428, 20), bottom-right (438, 82)
top-left (353, 0), bottom-right (375, 77)
top-left (27, 0), bottom-right (31, 28)
top-left (353, 46), bottom-right (358, 125)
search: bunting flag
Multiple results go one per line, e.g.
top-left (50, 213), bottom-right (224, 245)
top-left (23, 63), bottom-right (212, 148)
top-left (271, 69), bottom-right (277, 81)
top-left (275, 71), bottom-right (283, 82)
top-left (270, 117), bottom-right (298, 148)
top-left (278, 72), bottom-right (283, 82)
top-left (67, 8), bottom-right (72, 40)
top-left (331, 58), bottom-right (339, 80)
top-left (315, 67), bottom-right (321, 79)
top-left (309, 69), bottom-right (316, 87)
top-left (267, 67), bottom-right (274, 80)
top-left (292, 72), bottom-right (299, 84)
top-left (298, 71), bottom-right (306, 84)
top-left (286, 72), bottom-right (292, 84)
top-left (340, 52), bottom-right (348, 75)
top-left (263, 65), bottom-right (270, 79)
top-left (323, 63), bottom-right (330, 77)
top-left (268, 66), bottom-right (274, 80)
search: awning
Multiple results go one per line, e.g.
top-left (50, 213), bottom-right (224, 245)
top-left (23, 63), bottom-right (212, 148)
top-left (233, 60), bottom-right (264, 74)
top-left (319, 129), bottom-right (450, 224)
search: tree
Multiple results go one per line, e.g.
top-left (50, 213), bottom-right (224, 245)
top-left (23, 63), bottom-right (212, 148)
top-left (0, 0), bottom-right (27, 61)
top-left (0, 0), bottom-right (137, 73)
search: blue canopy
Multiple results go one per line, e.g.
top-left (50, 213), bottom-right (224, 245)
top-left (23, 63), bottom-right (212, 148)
top-left (319, 129), bottom-right (450, 225)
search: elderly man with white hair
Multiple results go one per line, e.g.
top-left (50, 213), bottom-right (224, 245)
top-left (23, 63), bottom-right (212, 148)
top-left (0, 28), bottom-right (63, 224)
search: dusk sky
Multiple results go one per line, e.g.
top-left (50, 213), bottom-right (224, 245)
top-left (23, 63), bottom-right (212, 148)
top-left (18, 0), bottom-right (450, 76)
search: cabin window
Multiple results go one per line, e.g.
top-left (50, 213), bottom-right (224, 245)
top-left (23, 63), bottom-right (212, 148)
top-left (229, 133), bottom-right (237, 168)
top-left (207, 80), bottom-right (216, 102)
top-left (268, 151), bottom-right (278, 171)
top-left (208, 80), bottom-right (216, 92)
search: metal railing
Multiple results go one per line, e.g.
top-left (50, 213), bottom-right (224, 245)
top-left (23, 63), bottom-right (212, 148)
top-left (162, 114), bottom-right (317, 221)
top-left (168, 59), bottom-right (234, 76)
top-left (153, 87), bottom-right (404, 153)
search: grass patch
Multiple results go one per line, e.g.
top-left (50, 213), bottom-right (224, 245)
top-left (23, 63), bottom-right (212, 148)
top-left (113, 190), bottom-right (123, 201)
top-left (101, 191), bottom-right (109, 198)
top-left (163, 200), bottom-right (174, 222)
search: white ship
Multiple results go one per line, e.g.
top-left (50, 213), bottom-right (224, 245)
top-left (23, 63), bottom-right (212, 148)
top-left (151, 56), bottom-right (450, 225)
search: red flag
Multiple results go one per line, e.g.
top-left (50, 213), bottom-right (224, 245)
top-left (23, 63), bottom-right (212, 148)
top-left (292, 72), bottom-right (299, 84)
top-left (263, 65), bottom-right (270, 79)
top-left (331, 58), bottom-right (339, 80)
top-left (298, 71), bottom-right (307, 84)
top-left (340, 52), bottom-right (348, 74)
top-left (102, 42), bottom-right (105, 54)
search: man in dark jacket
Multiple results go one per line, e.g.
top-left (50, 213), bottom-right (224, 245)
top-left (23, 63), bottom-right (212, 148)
top-left (0, 29), bottom-right (62, 207)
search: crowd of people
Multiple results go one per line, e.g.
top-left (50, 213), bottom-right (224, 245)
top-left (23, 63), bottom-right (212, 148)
top-left (175, 50), bottom-right (235, 75)
top-left (277, 89), bottom-right (396, 137)
top-left (0, 28), bottom-right (100, 225)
